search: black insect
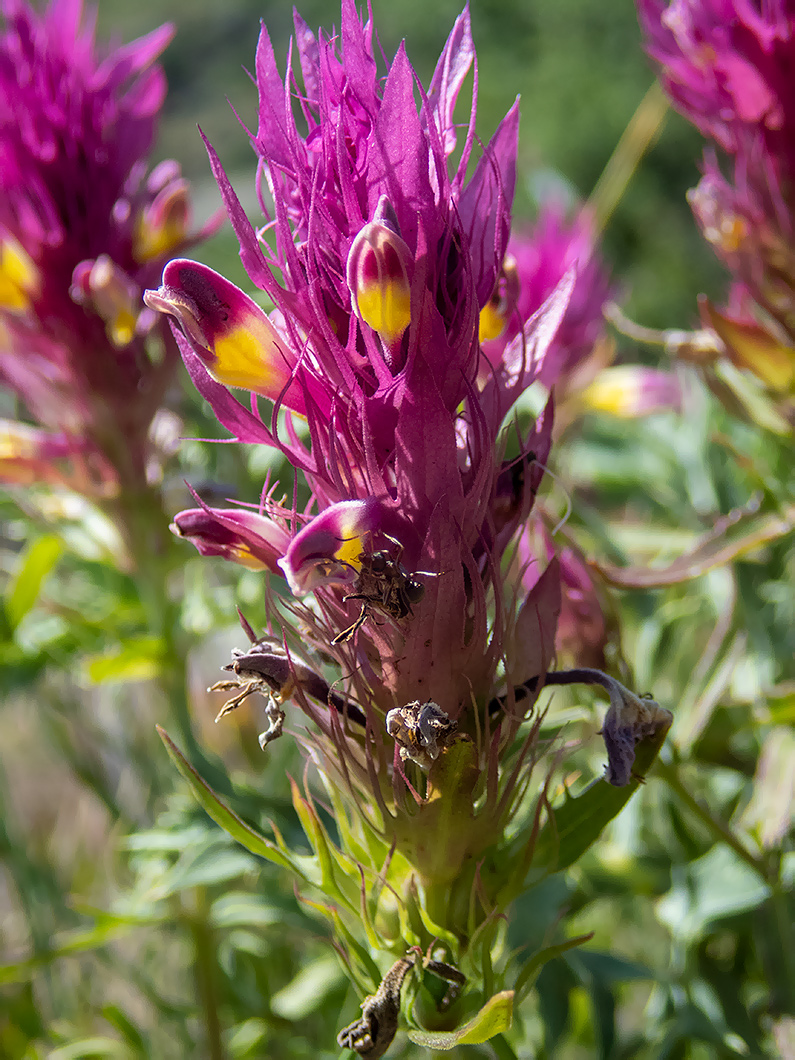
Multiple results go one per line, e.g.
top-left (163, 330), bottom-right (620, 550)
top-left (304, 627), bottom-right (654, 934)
top-left (332, 536), bottom-right (433, 645)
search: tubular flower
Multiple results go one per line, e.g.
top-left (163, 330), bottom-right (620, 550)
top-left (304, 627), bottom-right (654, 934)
top-left (0, 0), bottom-right (218, 498)
top-left (171, 502), bottom-right (291, 574)
top-left (480, 203), bottom-right (682, 423)
top-left (638, 0), bottom-right (795, 391)
top-left (152, 4), bottom-right (671, 1051)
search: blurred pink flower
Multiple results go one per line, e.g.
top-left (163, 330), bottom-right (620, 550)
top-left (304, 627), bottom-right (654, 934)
top-left (639, 0), bottom-right (795, 389)
top-left (0, 0), bottom-right (218, 496)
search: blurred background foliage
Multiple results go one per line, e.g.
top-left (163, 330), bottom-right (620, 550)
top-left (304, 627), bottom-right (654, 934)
top-left (1, 1), bottom-right (792, 1058)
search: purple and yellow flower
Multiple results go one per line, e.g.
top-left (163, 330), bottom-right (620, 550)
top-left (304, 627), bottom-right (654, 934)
top-left (639, 0), bottom-right (795, 392)
top-left (149, 1), bottom-right (555, 717)
top-left (0, 0), bottom-right (217, 501)
top-left (150, 4), bottom-right (671, 1048)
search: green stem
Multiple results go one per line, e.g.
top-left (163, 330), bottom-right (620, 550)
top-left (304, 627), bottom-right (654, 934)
top-left (188, 888), bottom-right (227, 1060)
top-left (107, 474), bottom-right (228, 786)
top-left (770, 880), bottom-right (795, 1007)
top-left (654, 758), bottom-right (770, 882)
top-left (491, 1034), bottom-right (520, 1059)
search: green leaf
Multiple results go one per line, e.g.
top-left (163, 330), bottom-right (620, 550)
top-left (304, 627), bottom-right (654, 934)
top-left (514, 934), bottom-right (594, 1002)
top-left (596, 502), bottom-right (795, 588)
top-left (48, 1038), bottom-right (134, 1060)
top-left (656, 844), bottom-right (771, 941)
top-left (100, 1005), bottom-right (147, 1053)
top-left (738, 726), bottom-right (795, 849)
top-left (156, 726), bottom-right (312, 881)
top-left (85, 636), bottom-right (164, 683)
top-left (530, 715), bottom-right (670, 876)
top-left (269, 955), bottom-right (343, 1019)
top-left (407, 990), bottom-right (514, 1049)
top-left (5, 535), bottom-right (63, 631)
top-left (0, 920), bottom-right (135, 985)
top-left (154, 846), bottom-right (256, 897)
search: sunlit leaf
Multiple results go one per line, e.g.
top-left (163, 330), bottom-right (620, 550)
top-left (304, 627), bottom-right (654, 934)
top-left (596, 503), bottom-right (795, 589)
top-left (157, 726), bottom-right (312, 881)
top-left (85, 636), bottom-right (164, 683)
top-left (738, 727), bottom-right (795, 848)
top-left (5, 534), bottom-right (62, 631)
top-left (408, 990), bottom-right (514, 1048)
top-left (656, 845), bottom-right (771, 941)
top-left (530, 716), bottom-right (671, 875)
top-left (48, 1040), bottom-right (135, 1060)
top-left (270, 955), bottom-right (343, 1019)
top-left (514, 934), bottom-right (594, 1002)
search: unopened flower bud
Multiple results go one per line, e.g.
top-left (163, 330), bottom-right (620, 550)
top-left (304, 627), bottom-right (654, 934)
top-left (347, 197), bottom-right (413, 347)
top-left (71, 255), bottom-right (139, 347)
top-left (134, 169), bottom-right (192, 263)
top-left (700, 298), bottom-right (795, 392)
top-left (578, 365), bottom-right (682, 418)
top-left (479, 254), bottom-right (519, 342)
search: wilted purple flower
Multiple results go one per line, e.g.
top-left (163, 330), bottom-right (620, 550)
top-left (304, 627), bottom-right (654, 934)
top-left (0, 0), bottom-right (217, 500)
top-left (638, 0), bottom-right (795, 389)
top-left (171, 498), bottom-right (291, 573)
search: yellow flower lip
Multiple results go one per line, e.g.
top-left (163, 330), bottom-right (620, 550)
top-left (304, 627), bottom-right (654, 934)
top-left (0, 235), bottom-right (40, 313)
top-left (145, 259), bottom-right (307, 412)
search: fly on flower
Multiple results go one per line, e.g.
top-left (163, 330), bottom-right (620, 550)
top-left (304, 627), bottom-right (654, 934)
top-left (332, 534), bottom-right (436, 644)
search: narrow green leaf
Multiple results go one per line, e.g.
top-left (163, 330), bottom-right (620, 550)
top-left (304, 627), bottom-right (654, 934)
top-left (597, 503), bottom-right (795, 588)
top-left (408, 990), bottom-right (514, 1049)
top-left (5, 534), bottom-right (63, 631)
top-left (0, 921), bottom-right (134, 985)
top-left (530, 717), bottom-right (670, 875)
top-left (100, 1004), bottom-right (147, 1052)
top-left (49, 1039), bottom-right (133, 1060)
top-left (85, 636), bottom-right (164, 684)
top-left (289, 778), bottom-right (358, 913)
top-left (514, 934), bottom-right (594, 1002)
top-left (156, 726), bottom-right (309, 880)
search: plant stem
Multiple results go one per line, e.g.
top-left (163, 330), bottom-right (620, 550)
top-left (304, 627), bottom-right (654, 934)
top-left (770, 879), bottom-right (795, 1007)
top-left (188, 887), bottom-right (227, 1060)
top-left (654, 758), bottom-right (770, 881)
top-left (491, 1034), bottom-right (520, 1059)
